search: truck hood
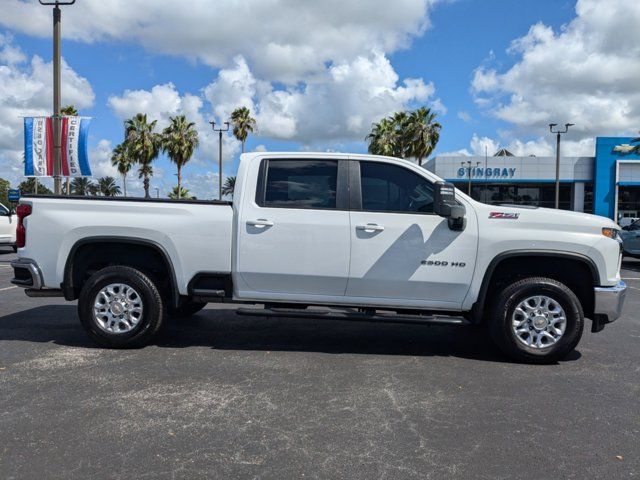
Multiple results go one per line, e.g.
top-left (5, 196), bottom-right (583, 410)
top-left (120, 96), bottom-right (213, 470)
top-left (472, 203), bottom-right (618, 232)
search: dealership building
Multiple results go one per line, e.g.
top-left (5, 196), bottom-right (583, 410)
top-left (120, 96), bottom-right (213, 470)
top-left (425, 137), bottom-right (640, 221)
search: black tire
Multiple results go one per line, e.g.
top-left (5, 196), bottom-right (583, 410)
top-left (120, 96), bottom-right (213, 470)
top-left (489, 277), bottom-right (584, 364)
top-left (78, 266), bottom-right (164, 348)
top-left (168, 301), bottom-right (207, 318)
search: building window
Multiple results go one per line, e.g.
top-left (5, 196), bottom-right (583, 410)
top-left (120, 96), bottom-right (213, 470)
top-left (618, 186), bottom-right (640, 218)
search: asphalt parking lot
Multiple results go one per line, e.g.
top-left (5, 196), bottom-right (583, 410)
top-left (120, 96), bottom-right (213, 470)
top-left (0, 248), bottom-right (638, 480)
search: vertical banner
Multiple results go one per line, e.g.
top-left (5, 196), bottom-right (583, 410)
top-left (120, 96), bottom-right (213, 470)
top-left (64, 116), bottom-right (92, 177)
top-left (24, 116), bottom-right (92, 177)
top-left (23, 117), bottom-right (52, 177)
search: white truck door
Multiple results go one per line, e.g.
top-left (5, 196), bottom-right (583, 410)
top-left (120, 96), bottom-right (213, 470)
top-left (0, 204), bottom-right (14, 244)
top-left (236, 158), bottom-right (351, 297)
top-left (346, 160), bottom-right (478, 307)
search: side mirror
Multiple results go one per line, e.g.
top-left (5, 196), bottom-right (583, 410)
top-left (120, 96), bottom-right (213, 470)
top-left (622, 225), bottom-right (630, 231)
top-left (434, 181), bottom-right (466, 231)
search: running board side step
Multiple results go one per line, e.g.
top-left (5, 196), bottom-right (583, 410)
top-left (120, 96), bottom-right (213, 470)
top-left (236, 307), bottom-right (472, 326)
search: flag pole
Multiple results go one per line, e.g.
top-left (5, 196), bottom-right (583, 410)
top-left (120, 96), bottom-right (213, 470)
top-left (39, 0), bottom-right (76, 195)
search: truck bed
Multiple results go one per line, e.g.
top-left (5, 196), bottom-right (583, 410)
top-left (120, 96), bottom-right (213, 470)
top-left (19, 195), bottom-right (234, 295)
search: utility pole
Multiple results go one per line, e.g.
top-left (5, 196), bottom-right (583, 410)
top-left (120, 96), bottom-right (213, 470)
top-left (210, 121), bottom-right (230, 200)
top-left (39, 0), bottom-right (76, 195)
top-left (549, 123), bottom-right (574, 209)
top-left (461, 160), bottom-right (481, 196)
top-left (484, 145), bottom-right (488, 203)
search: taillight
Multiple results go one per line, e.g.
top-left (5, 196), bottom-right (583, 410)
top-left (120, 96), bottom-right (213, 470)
top-left (16, 204), bottom-right (32, 248)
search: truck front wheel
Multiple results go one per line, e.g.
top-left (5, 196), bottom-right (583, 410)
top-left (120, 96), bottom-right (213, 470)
top-left (78, 266), bottom-right (164, 348)
top-left (489, 277), bottom-right (584, 364)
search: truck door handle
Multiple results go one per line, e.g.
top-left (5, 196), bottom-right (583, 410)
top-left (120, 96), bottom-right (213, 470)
top-left (247, 219), bottom-right (274, 227)
top-left (356, 223), bottom-right (385, 232)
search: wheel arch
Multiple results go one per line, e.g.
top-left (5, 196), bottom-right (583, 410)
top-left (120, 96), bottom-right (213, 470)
top-left (62, 236), bottom-right (180, 308)
top-left (471, 250), bottom-right (599, 323)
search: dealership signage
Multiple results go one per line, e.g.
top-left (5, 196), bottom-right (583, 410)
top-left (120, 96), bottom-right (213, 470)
top-left (457, 167), bottom-right (517, 178)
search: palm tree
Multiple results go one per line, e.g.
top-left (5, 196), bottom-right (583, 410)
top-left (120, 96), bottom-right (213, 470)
top-left (18, 178), bottom-right (52, 195)
top-left (70, 177), bottom-right (94, 196)
top-left (222, 176), bottom-right (236, 198)
top-left (111, 142), bottom-right (133, 196)
top-left (125, 113), bottom-right (161, 198)
top-left (60, 105), bottom-right (78, 116)
top-left (230, 107), bottom-right (257, 153)
top-left (366, 117), bottom-right (398, 157)
top-left (97, 176), bottom-right (121, 196)
top-left (168, 186), bottom-right (195, 200)
top-left (406, 107), bottom-right (442, 166)
top-left (162, 115), bottom-right (199, 199)
top-left (390, 111), bottom-right (410, 158)
top-left (366, 107), bottom-right (441, 163)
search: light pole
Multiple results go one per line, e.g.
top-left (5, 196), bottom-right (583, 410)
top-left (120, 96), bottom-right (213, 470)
top-left (461, 160), bottom-right (481, 197)
top-left (210, 121), bottom-right (230, 200)
top-left (549, 123), bottom-right (574, 209)
top-left (39, 0), bottom-right (76, 195)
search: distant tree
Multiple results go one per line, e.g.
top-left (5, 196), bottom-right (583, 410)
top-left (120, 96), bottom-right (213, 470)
top-left (230, 107), bottom-right (257, 153)
top-left (111, 142), bottom-right (133, 196)
top-left (97, 176), bottom-right (122, 196)
top-left (406, 107), bottom-right (441, 166)
top-left (60, 105), bottom-right (78, 116)
top-left (18, 178), bottom-right (52, 195)
top-left (366, 107), bottom-right (441, 165)
top-left (0, 178), bottom-right (10, 207)
top-left (168, 186), bottom-right (195, 200)
top-left (70, 177), bottom-right (95, 196)
top-left (162, 115), bottom-right (199, 199)
top-left (366, 117), bottom-right (398, 157)
top-left (125, 114), bottom-right (161, 198)
top-left (221, 176), bottom-right (236, 198)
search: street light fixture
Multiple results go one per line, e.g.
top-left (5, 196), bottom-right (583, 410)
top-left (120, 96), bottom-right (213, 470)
top-left (549, 122), bottom-right (574, 209)
top-left (210, 121), bottom-right (230, 200)
top-left (39, 0), bottom-right (76, 195)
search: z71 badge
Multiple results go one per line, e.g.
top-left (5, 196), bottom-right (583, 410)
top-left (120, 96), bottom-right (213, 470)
top-left (489, 212), bottom-right (520, 219)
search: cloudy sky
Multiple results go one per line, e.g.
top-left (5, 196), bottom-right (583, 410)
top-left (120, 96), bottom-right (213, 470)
top-left (1, 0), bottom-right (639, 198)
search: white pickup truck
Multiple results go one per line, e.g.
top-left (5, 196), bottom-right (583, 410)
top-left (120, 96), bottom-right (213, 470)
top-left (11, 152), bottom-right (627, 363)
top-left (0, 202), bottom-right (17, 252)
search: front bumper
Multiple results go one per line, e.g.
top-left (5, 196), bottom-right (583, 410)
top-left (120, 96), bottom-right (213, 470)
top-left (594, 281), bottom-right (627, 324)
top-left (10, 258), bottom-right (43, 289)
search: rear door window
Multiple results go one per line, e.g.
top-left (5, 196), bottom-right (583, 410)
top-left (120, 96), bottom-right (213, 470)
top-left (259, 160), bottom-right (339, 210)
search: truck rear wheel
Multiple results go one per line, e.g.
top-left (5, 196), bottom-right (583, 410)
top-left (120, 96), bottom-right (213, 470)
top-left (78, 266), bottom-right (164, 348)
top-left (489, 277), bottom-right (584, 364)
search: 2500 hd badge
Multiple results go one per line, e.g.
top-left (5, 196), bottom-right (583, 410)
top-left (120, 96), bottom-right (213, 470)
top-left (421, 260), bottom-right (467, 267)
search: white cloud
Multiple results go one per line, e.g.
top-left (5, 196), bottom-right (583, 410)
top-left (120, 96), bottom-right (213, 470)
top-left (472, 0), bottom-right (640, 140)
top-left (457, 111), bottom-right (471, 122)
top-left (204, 52), bottom-right (440, 144)
top-left (440, 134), bottom-right (595, 157)
top-left (0, 0), bottom-right (440, 84)
top-left (0, 35), bottom-right (94, 187)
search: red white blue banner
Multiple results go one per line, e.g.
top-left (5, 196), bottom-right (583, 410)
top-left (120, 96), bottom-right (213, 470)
top-left (23, 116), bottom-right (92, 177)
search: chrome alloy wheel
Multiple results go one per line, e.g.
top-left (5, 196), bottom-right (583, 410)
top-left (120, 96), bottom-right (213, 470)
top-left (512, 295), bottom-right (567, 349)
top-left (92, 283), bottom-right (144, 334)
